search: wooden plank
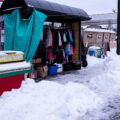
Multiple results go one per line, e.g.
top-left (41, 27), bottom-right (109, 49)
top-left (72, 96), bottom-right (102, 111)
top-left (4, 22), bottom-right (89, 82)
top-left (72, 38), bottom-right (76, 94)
top-left (0, 67), bottom-right (31, 73)
top-left (29, 72), bottom-right (33, 79)
top-left (72, 22), bottom-right (80, 61)
top-left (0, 69), bottom-right (33, 78)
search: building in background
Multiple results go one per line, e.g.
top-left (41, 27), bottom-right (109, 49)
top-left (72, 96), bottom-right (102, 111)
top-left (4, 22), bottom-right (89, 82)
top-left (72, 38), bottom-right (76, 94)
top-left (83, 28), bottom-right (116, 49)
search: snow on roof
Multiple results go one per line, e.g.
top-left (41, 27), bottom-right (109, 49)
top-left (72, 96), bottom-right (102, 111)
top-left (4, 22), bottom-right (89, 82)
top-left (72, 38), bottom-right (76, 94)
top-left (89, 46), bottom-right (101, 50)
top-left (84, 28), bottom-right (116, 34)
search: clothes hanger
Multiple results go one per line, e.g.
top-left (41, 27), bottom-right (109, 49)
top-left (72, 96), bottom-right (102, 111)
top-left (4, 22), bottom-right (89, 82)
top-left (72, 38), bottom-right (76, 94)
top-left (19, 6), bottom-right (34, 19)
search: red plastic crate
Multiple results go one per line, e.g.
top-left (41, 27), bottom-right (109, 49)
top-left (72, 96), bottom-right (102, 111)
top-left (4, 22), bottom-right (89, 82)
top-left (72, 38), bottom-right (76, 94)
top-left (0, 74), bottom-right (24, 95)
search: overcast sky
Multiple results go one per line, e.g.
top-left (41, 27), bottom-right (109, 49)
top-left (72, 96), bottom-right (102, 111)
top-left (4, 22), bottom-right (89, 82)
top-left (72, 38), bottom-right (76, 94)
top-left (47, 0), bottom-right (117, 15)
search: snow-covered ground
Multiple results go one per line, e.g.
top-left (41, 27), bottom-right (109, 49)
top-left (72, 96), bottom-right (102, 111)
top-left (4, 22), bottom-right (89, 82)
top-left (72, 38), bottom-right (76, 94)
top-left (0, 49), bottom-right (120, 120)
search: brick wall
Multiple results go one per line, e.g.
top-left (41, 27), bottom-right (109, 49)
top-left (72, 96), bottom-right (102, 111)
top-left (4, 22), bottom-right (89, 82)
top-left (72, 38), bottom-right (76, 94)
top-left (83, 31), bottom-right (116, 48)
top-left (104, 33), bottom-right (110, 42)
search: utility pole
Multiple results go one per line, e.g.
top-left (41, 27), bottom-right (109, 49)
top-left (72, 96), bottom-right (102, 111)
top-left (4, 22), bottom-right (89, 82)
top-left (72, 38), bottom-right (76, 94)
top-left (117, 0), bottom-right (120, 55)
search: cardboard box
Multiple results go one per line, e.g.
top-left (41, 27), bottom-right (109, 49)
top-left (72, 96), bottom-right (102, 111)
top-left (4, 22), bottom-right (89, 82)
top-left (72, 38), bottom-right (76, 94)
top-left (35, 58), bottom-right (42, 64)
top-left (37, 65), bottom-right (48, 78)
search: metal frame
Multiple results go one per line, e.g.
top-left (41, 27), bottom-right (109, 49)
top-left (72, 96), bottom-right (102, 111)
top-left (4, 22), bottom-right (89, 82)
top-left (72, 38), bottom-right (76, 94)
top-left (117, 0), bottom-right (120, 55)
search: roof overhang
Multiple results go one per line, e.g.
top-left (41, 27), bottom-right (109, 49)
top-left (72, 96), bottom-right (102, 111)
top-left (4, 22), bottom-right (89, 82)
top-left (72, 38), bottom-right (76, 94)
top-left (0, 0), bottom-right (91, 22)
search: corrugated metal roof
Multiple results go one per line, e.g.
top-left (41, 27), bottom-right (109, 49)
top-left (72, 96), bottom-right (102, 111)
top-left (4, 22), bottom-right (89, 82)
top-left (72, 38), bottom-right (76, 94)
top-left (0, 0), bottom-right (26, 11)
top-left (90, 13), bottom-right (117, 21)
top-left (25, 0), bottom-right (90, 21)
top-left (82, 13), bottom-right (117, 26)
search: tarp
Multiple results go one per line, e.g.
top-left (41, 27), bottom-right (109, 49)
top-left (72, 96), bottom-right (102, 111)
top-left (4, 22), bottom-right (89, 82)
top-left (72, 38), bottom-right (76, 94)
top-left (0, 0), bottom-right (90, 22)
top-left (4, 9), bottom-right (47, 62)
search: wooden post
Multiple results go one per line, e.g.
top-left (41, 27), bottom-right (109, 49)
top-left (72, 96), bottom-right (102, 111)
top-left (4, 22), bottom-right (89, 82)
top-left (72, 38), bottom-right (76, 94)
top-left (29, 72), bottom-right (32, 79)
top-left (79, 21), bottom-right (82, 64)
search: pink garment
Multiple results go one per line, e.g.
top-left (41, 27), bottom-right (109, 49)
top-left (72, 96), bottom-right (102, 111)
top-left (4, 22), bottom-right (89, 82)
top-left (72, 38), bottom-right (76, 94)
top-left (47, 48), bottom-right (53, 62)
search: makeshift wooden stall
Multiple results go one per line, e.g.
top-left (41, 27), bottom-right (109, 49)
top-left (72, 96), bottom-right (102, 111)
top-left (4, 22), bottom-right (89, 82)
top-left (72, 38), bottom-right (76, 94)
top-left (0, 0), bottom-right (90, 79)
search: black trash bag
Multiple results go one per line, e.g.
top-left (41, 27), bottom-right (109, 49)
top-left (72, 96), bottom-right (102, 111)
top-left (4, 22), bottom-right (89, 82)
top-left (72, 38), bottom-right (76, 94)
top-left (63, 62), bottom-right (73, 71)
top-left (72, 62), bottom-right (81, 70)
top-left (81, 55), bottom-right (88, 67)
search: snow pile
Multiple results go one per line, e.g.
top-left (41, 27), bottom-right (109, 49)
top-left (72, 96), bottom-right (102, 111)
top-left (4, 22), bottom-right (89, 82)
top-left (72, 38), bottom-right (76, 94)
top-left (104, 49), bottom-right (120, 73)
top-left (89, 49), bottom-right (120, 99)
top-left (0, 48), bottom-right (120, 120)
top-left (87, 54), bottom-right (105, 67)
top-left (0, 79), bottom-right (102, 120)
top-left (0, 61), bottom-right (31, 72)
top-left (84, 49), bottom-right (120, 119)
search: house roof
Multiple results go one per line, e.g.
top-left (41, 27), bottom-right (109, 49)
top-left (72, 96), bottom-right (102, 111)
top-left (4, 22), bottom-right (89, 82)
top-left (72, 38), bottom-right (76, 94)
top-left (82, 13), bottom-right (117, 26)
top-left (84, 28), bottom-right (116, 34)
top-left (0, 0), bottom-right (90, 22)
top-left (90, 13), bottom-right (117, 21)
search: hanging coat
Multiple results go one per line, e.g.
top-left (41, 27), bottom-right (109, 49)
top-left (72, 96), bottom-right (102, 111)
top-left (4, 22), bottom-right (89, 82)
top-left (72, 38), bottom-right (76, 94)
top-left (4, 9), bottom-right (47, 62)
top-left (58, 31), bottom-right (62, 47)
top-left (47, 28), bottom-right (53, 47)
top-left (52, 29), bottom-right (59, 49)
top-left (63, 32), bottom-right (67, 43)
top-left (66, 30), bottom-right (73, 55)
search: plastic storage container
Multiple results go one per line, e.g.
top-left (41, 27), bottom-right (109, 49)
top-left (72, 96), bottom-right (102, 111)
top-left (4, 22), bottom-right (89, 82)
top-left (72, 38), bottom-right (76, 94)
top-left (48, 65), bottom-right (58, 76)
top-left (56, 64), bottom-right (63, 73)
top-left (63, 63), bottom-right (73, 71)
top-left (0, 74), bottom-right (24, 95)
top-left (88, 50), bottom-right (95, 56)
top-left (96, 49), bottom-right (102, 58)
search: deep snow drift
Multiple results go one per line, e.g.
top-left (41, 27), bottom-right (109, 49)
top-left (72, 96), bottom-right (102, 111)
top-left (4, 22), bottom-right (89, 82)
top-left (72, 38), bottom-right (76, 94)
top-left (0, 49), bottom-right (120, 120)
